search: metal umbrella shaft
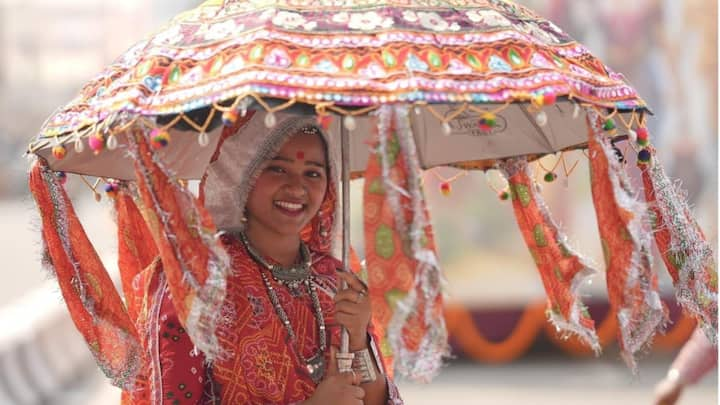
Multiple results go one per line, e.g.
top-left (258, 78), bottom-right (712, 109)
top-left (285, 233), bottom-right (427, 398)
top-left (336, 123), bottom-right (355, 373)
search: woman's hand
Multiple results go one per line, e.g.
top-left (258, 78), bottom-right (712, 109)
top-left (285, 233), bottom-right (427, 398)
top-left (304, 346), bottom-right (364, 405)
top-left (334, 270), bottom-right (371, 350)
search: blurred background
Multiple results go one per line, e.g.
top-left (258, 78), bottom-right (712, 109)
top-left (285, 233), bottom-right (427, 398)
top-left (0, 0), bottom-right (716, 404)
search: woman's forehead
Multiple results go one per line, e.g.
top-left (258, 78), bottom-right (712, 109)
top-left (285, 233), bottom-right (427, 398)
top-left (276, 132), bottom-right (327, 162)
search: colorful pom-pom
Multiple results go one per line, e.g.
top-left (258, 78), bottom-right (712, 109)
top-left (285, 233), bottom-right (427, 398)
top-left (603, 119), bottom-right (616, 131)
top-left (534, 93), bottom-right (557, 107)
top-left (56, 171), bottom-right (67, 185)
top-left (637, 149), bottom-right (652, 165)
top-left (543, 172), bottom-right (557, 183)
top-left (104, 181), bottom-right (120, 199)
top-left (222, 110), bottom-right (238, 127)
top-left (636, 127), bottom-right (649, 146)
top-left (88, 134), bottom-right (105, 154)
top-left (316, 114), bottom-right (333, 131)
top-left (499, 189), bottom-right (510, 200)
top-left (543, 93), bottom-right (557, 106)
top-left (150, 128), bottom-right (170, 149)
top-left (440, 182), bottom-right (451, 196)
top-left (478, 112), bottom-right (497, 132)
top-left (52, 145), bottom-right (67, 160)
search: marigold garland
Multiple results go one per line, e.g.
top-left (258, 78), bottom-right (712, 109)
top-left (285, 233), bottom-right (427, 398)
top-left (445, 300), bottom-right (696, 362)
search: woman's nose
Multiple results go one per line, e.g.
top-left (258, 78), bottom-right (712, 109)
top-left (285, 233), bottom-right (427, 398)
top-left (284, 174), bottom-right (307, 197)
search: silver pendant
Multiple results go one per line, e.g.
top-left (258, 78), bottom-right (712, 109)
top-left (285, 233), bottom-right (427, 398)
top-left (306, 353), bottom-right (326, 384)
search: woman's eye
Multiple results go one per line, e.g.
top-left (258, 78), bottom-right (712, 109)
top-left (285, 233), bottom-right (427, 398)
top-left (267, 166), bottom-right (285, 174)
top-left (306, 170), bottom-right (324, 178)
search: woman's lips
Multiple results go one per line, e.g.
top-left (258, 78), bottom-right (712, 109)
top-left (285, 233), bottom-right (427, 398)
top-left (274, 200), bottom-right (305, 216)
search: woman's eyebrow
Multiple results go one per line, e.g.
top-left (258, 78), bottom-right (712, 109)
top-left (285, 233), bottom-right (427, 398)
top-left (271, 156), bottom-right (326, 168)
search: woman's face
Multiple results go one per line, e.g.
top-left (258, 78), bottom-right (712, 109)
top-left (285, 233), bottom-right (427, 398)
top-left (245, 131), bottom-right (328, 239)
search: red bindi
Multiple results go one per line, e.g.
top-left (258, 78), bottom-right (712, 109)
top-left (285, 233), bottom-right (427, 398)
top-left (296, 151), bottom-right (305, 160)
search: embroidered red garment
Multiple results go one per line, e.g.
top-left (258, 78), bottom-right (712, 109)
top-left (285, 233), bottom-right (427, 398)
top-left (363, 106), bottom-right (446, 381)
top-left (586, 111), bottom-right (665, 370)
top-left (500, 159), bottom-right (598, 351)
top-left (116, 187), bottom-right (159, 324)
top-left (29, 159), bottom-right (142, 389)
top-left (640, 147), bottom-right (717, 342)
top-left (211, 235), bottom-right (342, 403)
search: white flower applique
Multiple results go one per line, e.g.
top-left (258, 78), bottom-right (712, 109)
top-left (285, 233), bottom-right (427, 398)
top-left (332, 11), bottom-right (350, 24)
top-left (402, 10), bottom-right (418, 22)
top-left (203, 20), bottom-right (243, 41)
top-left (466, 10), bottom-right (512, 27)
top-left (417, 11), bottom-right (460, 32)
top-left (272, 11), bottom-right (316, 31)
top-left (347, 11), bottom-right (394, 31)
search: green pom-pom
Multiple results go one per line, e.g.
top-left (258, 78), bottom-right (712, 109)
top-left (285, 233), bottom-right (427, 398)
top-left (603, 119), bottom-right (616, 131)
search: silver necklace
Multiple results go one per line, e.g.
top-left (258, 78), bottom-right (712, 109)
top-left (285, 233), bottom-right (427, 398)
top-left (238, 232), bottom-right (327, 383)
top-left (239, 231), bottom-right (311, 295)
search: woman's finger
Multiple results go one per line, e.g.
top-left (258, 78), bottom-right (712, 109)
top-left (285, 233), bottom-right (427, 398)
top-left (326, 346), bottom-right (339, 377)
top-left (334, 301), bottom-right (363, 316)
top-left (336, 270), bottom-right (368, 293)
top-left (334, 288), bottom-right (367, 304)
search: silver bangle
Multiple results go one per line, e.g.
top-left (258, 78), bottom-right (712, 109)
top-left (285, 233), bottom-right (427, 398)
top-left (351, 348), bottom-right (377, 383)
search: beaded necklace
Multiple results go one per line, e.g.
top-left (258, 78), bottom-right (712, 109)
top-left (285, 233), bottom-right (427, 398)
top-left (238, 231), bottom-right (327, 383)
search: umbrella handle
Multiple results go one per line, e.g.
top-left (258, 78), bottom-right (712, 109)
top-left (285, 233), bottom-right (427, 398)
top-left (337, 122), bottom-right (355, 373)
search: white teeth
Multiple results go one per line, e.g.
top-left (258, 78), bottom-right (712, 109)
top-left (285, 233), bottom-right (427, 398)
top-left (274, 201), bottom-right (303, 211)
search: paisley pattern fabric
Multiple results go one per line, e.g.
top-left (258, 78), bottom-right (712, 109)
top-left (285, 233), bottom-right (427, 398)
top-left (28, 159), bottom-right (142, 390)
top-left (210, 235), bottom-right (341, 403)
top-left (363, 106), bottom-right (447, 382)
top-left (498, 158), bottom-right (599, 352)
top-left (586, 109), bottom-right (665, 371)
top-left (124, 235), bottom-right (401, 404)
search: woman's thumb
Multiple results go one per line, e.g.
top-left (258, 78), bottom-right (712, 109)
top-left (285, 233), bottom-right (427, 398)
top-left (325, 346), bottom-right (339, 377)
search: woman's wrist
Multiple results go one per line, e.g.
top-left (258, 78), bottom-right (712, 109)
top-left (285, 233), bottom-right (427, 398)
top-left (349, 332), bottom-right (369, 351)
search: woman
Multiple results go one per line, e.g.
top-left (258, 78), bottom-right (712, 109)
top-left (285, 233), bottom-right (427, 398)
top-left (124, 115), bottom-right (402, 404)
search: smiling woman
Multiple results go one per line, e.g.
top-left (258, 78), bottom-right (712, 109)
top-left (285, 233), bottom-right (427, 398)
top-left (39, 113), bottom-right (404, 404)
top-left (243, 129), bottom-right (329, 266)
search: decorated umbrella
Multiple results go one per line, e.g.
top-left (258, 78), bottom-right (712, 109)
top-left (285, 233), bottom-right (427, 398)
top-left (26, 0), bottom-right (716, 390)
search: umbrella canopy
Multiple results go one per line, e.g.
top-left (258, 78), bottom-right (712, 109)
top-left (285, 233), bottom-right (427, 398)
top-left (26, 0), bottom-right (715, 389)
top-left (29, 0), bottom-right (647, 179)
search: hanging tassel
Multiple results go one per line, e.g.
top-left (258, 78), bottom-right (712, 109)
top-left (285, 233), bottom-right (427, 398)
top-left (114, 184), bottom-right (159, 324)
top-left (585, 108), bottom-right (666, 372)
top-left (29, 158), bottom-right (142, 389)
top-left (640, 148), bottom-right (717, 344)
top-left (363, 105), bottom-right (448, 382)
top-left (498, 159), bottom-right (600, 353)
top-left (127, 127), bottom-right (231, 363)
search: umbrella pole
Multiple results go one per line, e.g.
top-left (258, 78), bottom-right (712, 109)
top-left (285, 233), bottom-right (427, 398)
top-left (336, 122), bottom-right (355, 373)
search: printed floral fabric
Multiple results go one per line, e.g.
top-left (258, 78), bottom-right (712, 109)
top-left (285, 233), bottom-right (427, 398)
top-left (500, 159), bottom-right (599, 351)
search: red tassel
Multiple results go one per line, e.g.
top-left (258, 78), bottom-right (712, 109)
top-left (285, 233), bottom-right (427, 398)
top-left (29, 159), bottom-right (141, 388)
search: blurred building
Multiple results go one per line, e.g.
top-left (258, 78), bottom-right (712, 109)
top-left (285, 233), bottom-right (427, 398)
top-left (0, 0), bottom-right (195, 197)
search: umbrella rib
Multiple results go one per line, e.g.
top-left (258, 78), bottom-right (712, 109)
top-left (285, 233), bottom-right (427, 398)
top-left (519, 105), bottom-right (555, 153)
